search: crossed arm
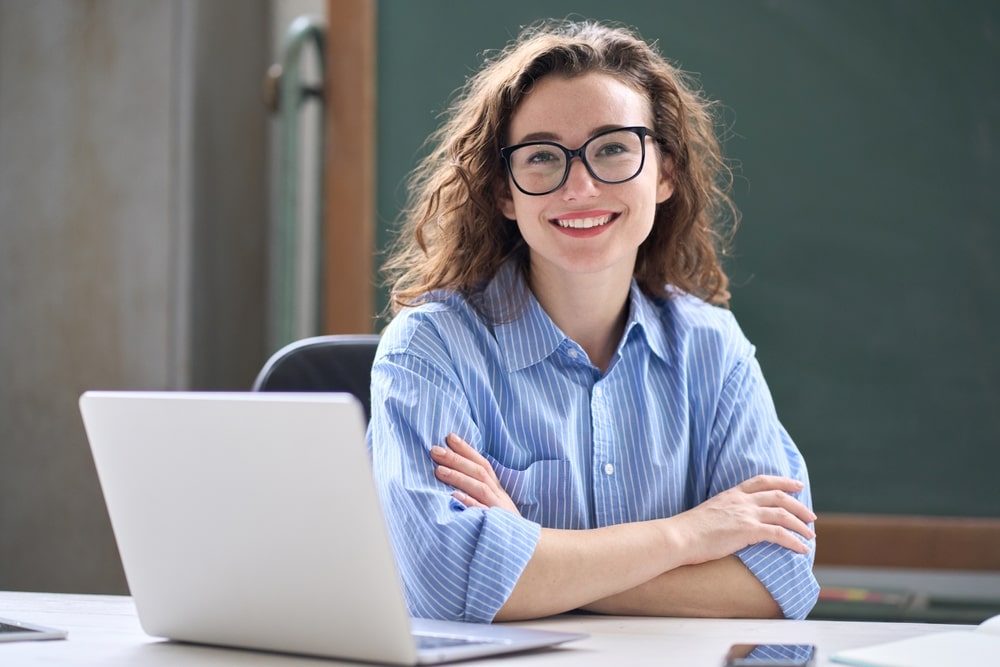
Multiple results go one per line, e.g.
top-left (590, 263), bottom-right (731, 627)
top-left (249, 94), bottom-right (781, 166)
top-left (431, 434), bottom-right (816, 621)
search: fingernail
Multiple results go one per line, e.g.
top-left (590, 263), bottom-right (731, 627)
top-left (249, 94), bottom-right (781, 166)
top-left (430, 445), bottom-right (446, 456)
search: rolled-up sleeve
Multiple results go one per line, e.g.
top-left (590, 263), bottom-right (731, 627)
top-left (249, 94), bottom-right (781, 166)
top-left (709, 345), bottom-right (820, 620)
top-left (367, 320), bottom-right (540, 623)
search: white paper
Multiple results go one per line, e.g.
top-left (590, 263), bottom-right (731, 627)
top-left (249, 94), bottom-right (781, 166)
top-left (831, 615), bottom-right (1000, 667)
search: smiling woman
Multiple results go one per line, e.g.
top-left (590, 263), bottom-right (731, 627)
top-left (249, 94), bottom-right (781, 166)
top-left (494, 72), bottom-right (673, 326)
top-left (366, 18), bottom-right (819, 624)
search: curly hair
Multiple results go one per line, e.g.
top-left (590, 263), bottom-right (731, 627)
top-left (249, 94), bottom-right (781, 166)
top-left (383, 19), bottom-right (738, 316)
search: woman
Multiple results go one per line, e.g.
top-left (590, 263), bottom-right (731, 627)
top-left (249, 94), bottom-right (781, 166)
top-left (367, 19), bottom-right (819, 623)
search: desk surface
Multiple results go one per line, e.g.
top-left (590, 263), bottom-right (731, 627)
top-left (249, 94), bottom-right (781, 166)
top-left (0, 591), bottom-right (971, 666)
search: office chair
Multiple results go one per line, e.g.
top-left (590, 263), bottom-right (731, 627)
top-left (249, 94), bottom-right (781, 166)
top-left (252, 334), bottom-right (381, 421)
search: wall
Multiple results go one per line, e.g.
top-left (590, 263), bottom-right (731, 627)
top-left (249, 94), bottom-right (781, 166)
top-left (0, 0), bottom-right (270, 593)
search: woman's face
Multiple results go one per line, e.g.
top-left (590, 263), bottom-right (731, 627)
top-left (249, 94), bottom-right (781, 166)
top-left (498, 71), bottom-right (673, 287)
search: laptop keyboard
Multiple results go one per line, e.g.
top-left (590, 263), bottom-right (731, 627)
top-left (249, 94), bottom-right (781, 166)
top-left (414, 632), bottom-right (505, 649)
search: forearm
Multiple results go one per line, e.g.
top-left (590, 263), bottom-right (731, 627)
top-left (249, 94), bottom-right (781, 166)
top-left (492, 475), bottom-right (816, 622)
top-left (432, 428), bottom-right (817, 622)
top-left (580, 555), bottom-right (782, 618)
top-left (495, 520), bottom-right (684, 621)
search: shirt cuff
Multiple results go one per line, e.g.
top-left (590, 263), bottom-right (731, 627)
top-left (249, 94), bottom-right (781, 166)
top-left (463, 508), bottom-right (541, 622)
top-left (736, 539), bottom-right (819, 619)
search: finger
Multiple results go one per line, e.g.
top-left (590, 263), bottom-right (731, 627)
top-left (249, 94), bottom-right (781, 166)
top-left (430, 441), bottom-right (497, 485)
top-left (434, 462), bottom-right (497, 505)
top-left (754, 489), bottom-right (817, 523)
top-left (738, 474), bottom-right (805, 494)
top-left (759, 523), bottom-right (813, 554)
top-left (429, 444), bottom-right (482, 477)
top-left (759, 506), bottom-right (816, 541)
top-left (738, 475), bottom-right (802, 493)
top-left (430, 439), bottom-right (520, 516)
top-left (445, 434), bottom-right (496, 475)
top-left (452, 490), bottom-right (488, 510)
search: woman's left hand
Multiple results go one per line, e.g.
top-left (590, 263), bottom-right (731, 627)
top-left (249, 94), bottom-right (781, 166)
top-left (429, 433), bottom-right (521, 516)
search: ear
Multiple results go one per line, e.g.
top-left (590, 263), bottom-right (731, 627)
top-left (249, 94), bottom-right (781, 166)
top-left (656, 154), bottom-right (675, 204)
top-left (498, 183), bottom-right (517, 220)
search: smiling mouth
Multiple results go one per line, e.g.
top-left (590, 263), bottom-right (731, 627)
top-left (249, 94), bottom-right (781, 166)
top-left (551, 213), bottom-right (616, 229)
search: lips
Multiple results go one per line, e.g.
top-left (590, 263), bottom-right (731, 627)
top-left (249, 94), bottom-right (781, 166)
top-left (549, 212), bottom-right (617, 229)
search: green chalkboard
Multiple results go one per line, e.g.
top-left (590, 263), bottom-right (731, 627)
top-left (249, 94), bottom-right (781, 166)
top-left (375, 1), bottom-right (1000, 517)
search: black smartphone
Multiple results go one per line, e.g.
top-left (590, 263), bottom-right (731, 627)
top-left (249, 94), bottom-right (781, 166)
top-left (723, 643), bottom-right (816, 667)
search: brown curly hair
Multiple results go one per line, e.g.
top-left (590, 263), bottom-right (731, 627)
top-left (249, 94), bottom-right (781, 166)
top-left (383, 19), bottom-right (738, 316)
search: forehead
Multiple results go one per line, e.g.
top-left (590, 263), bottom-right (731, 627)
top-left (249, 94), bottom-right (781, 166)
top-left (507, 71), bottom-right (653, 143)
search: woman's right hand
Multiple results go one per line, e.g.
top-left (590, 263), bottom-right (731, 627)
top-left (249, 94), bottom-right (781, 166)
top-left (667, 475), bottom-right (816, 566)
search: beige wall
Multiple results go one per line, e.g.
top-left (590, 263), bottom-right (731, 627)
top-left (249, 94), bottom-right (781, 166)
top-left (0, 0), bottom-right (270, 593)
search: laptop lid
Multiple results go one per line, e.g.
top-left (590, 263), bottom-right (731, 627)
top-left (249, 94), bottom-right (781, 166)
top-left (79, 391), bottom-right (584, 665)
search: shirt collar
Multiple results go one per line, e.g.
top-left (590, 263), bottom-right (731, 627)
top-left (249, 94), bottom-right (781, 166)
top-left (485, 261), bottom-right (672, 372)
top-left (623, 279), bottom-right (671, 364)
top-left (485, 262), bottom-right (564, 372)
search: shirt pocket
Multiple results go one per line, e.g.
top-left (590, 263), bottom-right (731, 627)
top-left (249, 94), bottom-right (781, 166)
top-left (489, 457), bottom-right (581, 528)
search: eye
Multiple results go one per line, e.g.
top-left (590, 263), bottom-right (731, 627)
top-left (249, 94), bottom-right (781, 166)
top-left (523, 147), bottom-right (561, 165)
top-left (594, 141), bottom-right (630, 157)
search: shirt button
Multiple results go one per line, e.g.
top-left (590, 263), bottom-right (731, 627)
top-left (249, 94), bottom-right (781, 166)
top-left (604, 463), bottom-right (615, 475)
top-left (567, 349), bottom-right (578, 359)
top-left (593, 387), bottom-right (602, 399)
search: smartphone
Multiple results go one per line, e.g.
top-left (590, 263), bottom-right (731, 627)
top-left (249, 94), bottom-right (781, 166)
top-left (0, 617), bottom-right (68, 642)
top-left (724, 643), bottom-right (816, 667)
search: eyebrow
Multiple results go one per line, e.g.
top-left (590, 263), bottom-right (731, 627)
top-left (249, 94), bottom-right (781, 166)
top-left (513, 124), bottom-right (636, 145)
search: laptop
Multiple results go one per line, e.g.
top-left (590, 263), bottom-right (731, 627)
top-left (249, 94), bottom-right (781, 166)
top-left (79, 391), bottom-right (585, 665)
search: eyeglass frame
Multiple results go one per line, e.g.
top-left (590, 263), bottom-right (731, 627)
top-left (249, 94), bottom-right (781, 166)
top-left (499, 126), bottom-right (659, 196)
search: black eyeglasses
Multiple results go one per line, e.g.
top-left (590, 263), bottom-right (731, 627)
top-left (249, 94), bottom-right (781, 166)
top-left (500, 126), bottom-right (657, 196)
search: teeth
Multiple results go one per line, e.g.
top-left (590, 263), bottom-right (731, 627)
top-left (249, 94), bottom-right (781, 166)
top-left (554, 214), bottom-right (613, 229)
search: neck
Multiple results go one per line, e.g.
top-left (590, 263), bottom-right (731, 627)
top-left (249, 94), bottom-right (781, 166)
top-left (527, 263), bottom-right (632, 373)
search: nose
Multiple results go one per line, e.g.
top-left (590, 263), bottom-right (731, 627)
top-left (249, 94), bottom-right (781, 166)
top-left (560, 156), bottom-right (599, 198)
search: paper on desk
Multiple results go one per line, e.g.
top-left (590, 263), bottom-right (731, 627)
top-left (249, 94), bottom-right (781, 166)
top-left (830, 614), bottom-right (1000, 667)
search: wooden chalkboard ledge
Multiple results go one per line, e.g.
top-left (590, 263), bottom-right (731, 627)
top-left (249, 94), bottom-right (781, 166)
top-left (815, 513), bottom-right (1000, 571)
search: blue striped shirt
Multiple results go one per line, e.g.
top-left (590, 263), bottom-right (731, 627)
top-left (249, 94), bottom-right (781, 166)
top-left (367, 261), bottom-right (819, 622)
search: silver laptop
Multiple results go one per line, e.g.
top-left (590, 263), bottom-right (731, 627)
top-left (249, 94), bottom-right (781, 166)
top-left (79, 391), bottom-right (585, 665)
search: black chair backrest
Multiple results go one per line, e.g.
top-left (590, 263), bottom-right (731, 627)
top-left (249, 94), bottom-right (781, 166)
top-left (252, 334), bottom-right (381, 421)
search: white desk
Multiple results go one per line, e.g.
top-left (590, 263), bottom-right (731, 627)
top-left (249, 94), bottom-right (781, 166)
top-left (0, 591), bottom-right (970, 666)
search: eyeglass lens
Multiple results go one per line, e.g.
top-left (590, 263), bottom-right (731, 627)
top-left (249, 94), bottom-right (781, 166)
top-left (506, 128), bottom-right (647, 195)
